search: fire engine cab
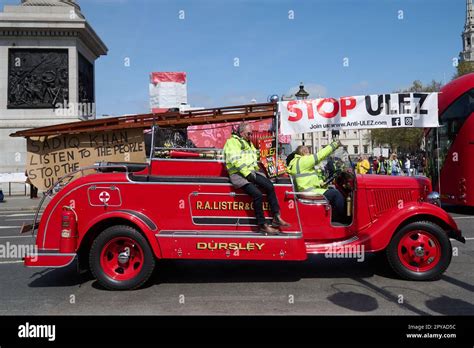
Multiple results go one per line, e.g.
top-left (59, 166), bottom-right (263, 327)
top-left (19, 106), bottom-right (465, 290)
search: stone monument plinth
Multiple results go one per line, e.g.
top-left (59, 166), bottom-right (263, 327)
top-left (0, 0), bottom-right (107, 176)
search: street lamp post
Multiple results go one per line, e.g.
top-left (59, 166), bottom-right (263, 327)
top-left (295, 82), bottom-right (314, 151)
top-left (295, 82), bottom-right (309, 100)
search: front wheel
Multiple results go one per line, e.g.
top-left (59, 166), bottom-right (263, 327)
top-left (386, 221), bottom-right (452, 281)
top-left (90, 225), bottom-right (156, 290)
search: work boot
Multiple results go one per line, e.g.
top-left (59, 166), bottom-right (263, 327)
top-left (272, 214), bottom-right (291, 228)
top-left (259, 223), bottom-right (279, 235)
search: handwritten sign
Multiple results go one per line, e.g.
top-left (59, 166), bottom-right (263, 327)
top-left (27, 129), bottom-right (146, 191)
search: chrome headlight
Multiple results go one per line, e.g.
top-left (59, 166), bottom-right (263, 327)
top-left (427, 191), bottom-right (441, 206)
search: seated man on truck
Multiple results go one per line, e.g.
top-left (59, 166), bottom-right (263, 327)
top-left (287, 141), bottom-right (346, 222)
top-left (224, 122), bottom-right (290, 234)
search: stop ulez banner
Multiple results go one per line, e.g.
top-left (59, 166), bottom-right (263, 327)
top-left (279, 93), bottom-right (439, 136)
top-left (26, 129), bottom-right (146, 191)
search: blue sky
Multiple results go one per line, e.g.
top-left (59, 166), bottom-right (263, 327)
top-left (1, 0), bottom-right (467, 116)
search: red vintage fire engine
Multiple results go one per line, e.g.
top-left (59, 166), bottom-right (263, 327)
top-left (19, 106), bottom-right (465, 290)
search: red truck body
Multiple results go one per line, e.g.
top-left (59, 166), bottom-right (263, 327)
top-left (23, 153), bottom-right (463, 289)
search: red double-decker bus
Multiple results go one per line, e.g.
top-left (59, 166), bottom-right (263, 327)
top-left (426, 73), bottom-right (474, 207)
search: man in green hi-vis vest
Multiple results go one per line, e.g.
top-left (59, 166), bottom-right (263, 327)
top-left (224, 122), bottom-right (290, 235)
top-left (287, 141), bottom-right (345, 221)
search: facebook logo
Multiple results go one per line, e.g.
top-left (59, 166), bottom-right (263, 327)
top-left (391, 117), bottom-right (401, 127)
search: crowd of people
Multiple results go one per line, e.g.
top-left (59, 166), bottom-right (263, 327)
top-left (352, 152), bottom-right (428, 176)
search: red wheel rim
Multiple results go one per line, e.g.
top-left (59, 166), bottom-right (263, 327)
top-left (100, 237), bottom-right (144, 281)
top-left (397, 230), bottom-right (441, 272)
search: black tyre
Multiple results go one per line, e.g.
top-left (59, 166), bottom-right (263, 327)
top-left (89, 225), bottom-right (155, 290)
top-left (386, 221), bottom-right (452, 281)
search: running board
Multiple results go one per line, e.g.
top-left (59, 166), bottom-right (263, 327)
top-left (305, 236), bottom-right (359, 254)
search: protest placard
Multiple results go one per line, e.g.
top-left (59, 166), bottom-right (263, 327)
top-left (27, 129), bottom-right (146, 191)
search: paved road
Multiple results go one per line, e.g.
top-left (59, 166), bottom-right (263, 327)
top-left (0, 207), bottom-right (472, 315)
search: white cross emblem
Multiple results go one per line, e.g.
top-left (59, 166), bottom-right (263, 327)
top-left (99, 191), bottom-right (110, 203)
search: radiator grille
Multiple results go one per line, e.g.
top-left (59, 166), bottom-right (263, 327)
top-left (370, 189), bottom-right (414, 217)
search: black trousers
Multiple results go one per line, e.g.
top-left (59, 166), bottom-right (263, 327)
top-left (323, 188), bottom-right (345, 221)
top-left (242, 175), bottom-right (280, 225)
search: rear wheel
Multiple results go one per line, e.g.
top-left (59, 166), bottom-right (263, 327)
top-left (90, 225), bottom-right (155, 290)
top-left (386, 221), bottom-right (452, 281)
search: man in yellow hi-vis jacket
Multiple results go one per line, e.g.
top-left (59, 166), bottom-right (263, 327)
top-left (287, 141), bottom-right (345, 221)
top-left (224, 123), bottom-right (290, 234)
top-left (356, 155), bottom-right (370, 174)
